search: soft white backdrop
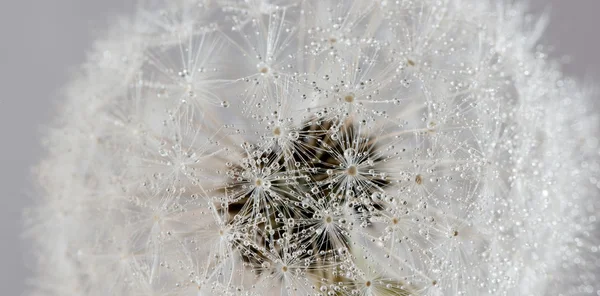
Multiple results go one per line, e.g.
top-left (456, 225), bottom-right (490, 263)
top-left (0, 1), bottom-right (598, 295)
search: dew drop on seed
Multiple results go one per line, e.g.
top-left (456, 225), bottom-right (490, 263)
top-left (289, 131), bottom-right (299, 140)
top-left (158, 148), bottom-right (168, 157)
top-left (344, 148), bottom-right (356, 158)
top-left (263, 180), bottom-right (272, 188)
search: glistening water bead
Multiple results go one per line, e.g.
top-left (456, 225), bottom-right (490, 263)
top-left (29, 1), bottom-right (600, 296)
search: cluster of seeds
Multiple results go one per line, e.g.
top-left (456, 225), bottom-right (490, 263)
top-left (221, 118), bottom-right (401, 292)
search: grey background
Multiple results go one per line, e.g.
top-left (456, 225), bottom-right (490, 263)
top-left (0, 1), bottom-right (598, 295)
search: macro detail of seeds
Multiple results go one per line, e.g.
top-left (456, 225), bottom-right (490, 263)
top-left (30, 0), bottom-right (600, 296)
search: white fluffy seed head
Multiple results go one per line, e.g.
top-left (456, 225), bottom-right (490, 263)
top-left (28, 0), bottom-right (600, 296)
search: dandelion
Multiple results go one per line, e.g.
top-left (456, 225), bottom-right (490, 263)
top-left (29, 0), bottom-right (600, 295)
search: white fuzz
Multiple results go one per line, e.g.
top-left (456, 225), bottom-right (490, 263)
top-left (29, 0), bottom-right (600, 295)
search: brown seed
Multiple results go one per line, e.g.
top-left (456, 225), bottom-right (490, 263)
top-left (347, 165), bottom-right (358, 176)
top-left (273, 127), bottom-right (281, 136)
top-left (407, 59), bottom-right (415, 66)
top-left (415, 174), bottom-right (423, 185)
top-left (365, 281), bottom-right (371, 287)
top-left (344, 94), bottom-right (355, 103)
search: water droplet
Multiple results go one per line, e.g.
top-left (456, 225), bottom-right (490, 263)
top-left (401, 79), bottom-right (411, 88)
top-left (344, 148), bottom-right (356, 158)
top-left (158, 148), bottom-right (168, 157)
top-left (289, 131), bottom-right (299, 140)
top-left (263, 180), bottom-right (272, 188)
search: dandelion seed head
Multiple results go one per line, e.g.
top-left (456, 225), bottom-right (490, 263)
top-left (29, 0), bottom-right (600, 295)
